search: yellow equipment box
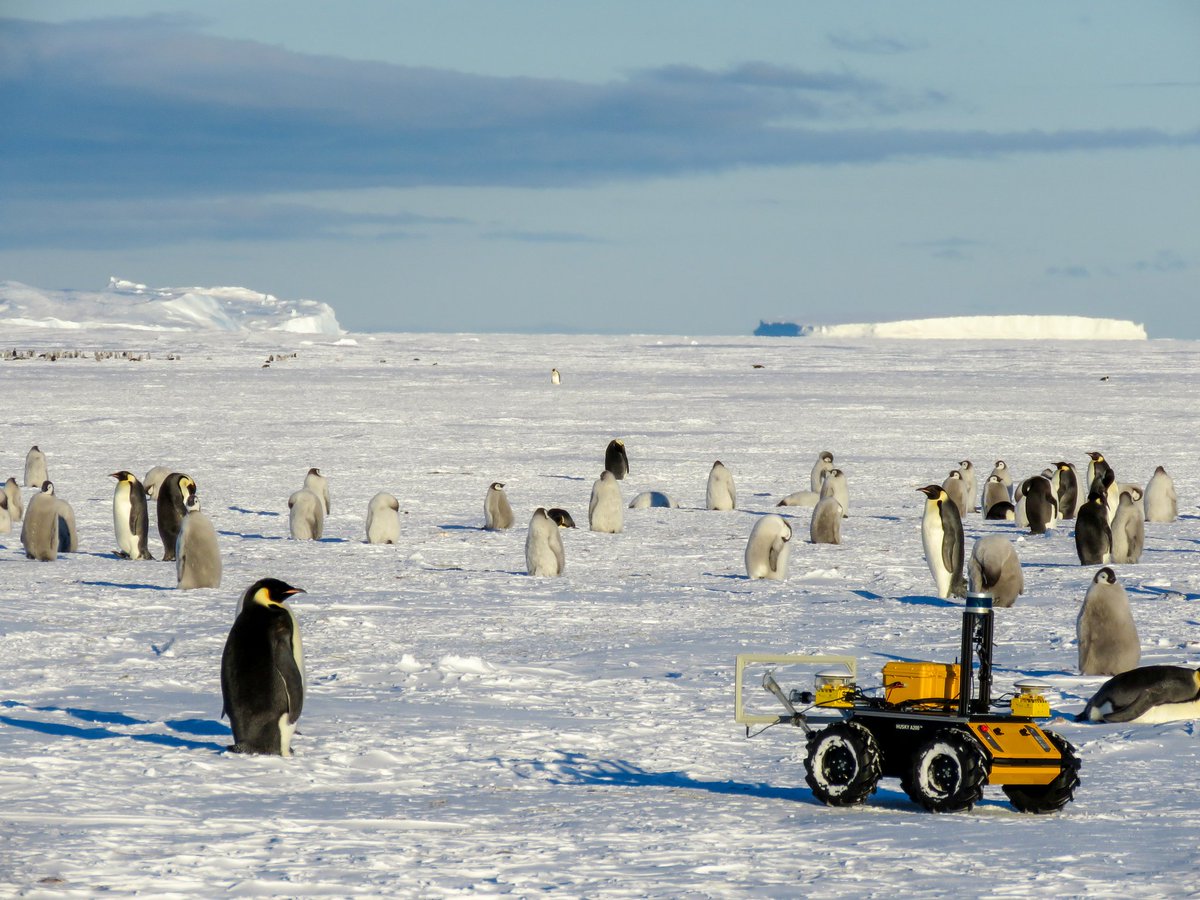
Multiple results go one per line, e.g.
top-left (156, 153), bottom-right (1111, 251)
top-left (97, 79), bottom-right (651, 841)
top-left (883, 661), bottom-right (960, 708)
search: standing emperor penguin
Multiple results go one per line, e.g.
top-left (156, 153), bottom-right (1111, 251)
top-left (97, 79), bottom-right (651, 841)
top-left (221, 578), bottom-right (306, 756)
top-left (24, 446), bottom-right (48, 487)
top-left (176, 494), bottom-right (222, 589)
top-left (304, 468), bottom-right (330, 514)
top-left (4, 477), bottom-right (23, 522)
top-left (111, 471), bottom-right (152, 560)
top-left (604, 439), bottom-right (629, 481)
top-left (706, 460), bottom-right (736, 511)
top-left (588, 470), bottom-right (624, 533)
top-left (1077, 567), bottom-right (1140, 676)
top-left (968, 535), bottom-right (1024, 608)
top-left (819, 468), bottom-right (849, 518)
top-left (21, 481), bottom-right (59, 561)
top-left (157, 473), bottom-right (196, 561)
top-left (1095, 469), bottom-right (1119, 526)
top-left (982, 474), bottom-right (1013, 520)
top-left (483, 482), bottom-right (515, 530)
top-left (54, 496), bottom-right (78, 553)
top-left (526, 507), bottom-right (565, 576)
top-left (918, 484), bottom-right (966, 599)
top-left (942, 470), bottom-right (969, 517)
top-left (1086, 451), bottom-right (1111, 496)
top-left (1144, 466), bottom-right (1177, 523)
top-left (1110, 491), bottom-right (1145, 564)
top-left (143, 466), bottom-right (171, 500)
top-left (0, 494), bottom-right (10, 534)
top-left (1055, 462), bottom-right (1079, 520)
top-left (810, 496), bottom-right (843, 544)
top-left (550, 367), bottom-right (561, 385)
top-left (1078, 666), bottom-right (1200, 723)
top-left (1075, 491), bottom-right (1112, 565)
top-left (810, 451), bottom-right (834, 493)
top-left (288, 488), bottom-right (325, 540)
top-left (365, 492), bottom-right (401, 544)
top-left (745, 514), bottom-right (792, 579)
top-left (958, 460), bottom-right (978, 512)
top-left (1023, 475), bottom-right (1058, 535)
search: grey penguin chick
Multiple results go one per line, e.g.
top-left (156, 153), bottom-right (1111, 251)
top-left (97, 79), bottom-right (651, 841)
top-left (706, 460), bottom-right (736, 511)
top-left (1110, 491), bottom-right (1145, 564)
top-left (777, 490), bottom-right (820, 508)
top-left (525, 507), bottom-right (565, 576)
top-left (176, 494), bottom-right (222, 589)
top-left (958, 460), bottom-right (978, 512)
top-left (303, 467), bottom-right (330, 514)
top-left (288, 488), bottom-right (325, 541)
top-left (1077, 567), bottom-right (1140, 676)
top-left (1078, 666), bottom-right (1200, 723)
top-left (745, 514), bottom-right (792, 579)
top-left (21, 481), bottom-right (59, 561)
top-left (820, 468), bottom-right (849, 518)
top-left (942, 469), bottom-right (968, 517)
top-left (588, 470), bottom-right (624, 533)
top-left (483, 482), bottom-right (515, 530)
top-left (810, 451), bottom-right (834, 493)
top-left (365, 492), bottom-right (401, 544)
top-left (0, 493), bottom-right (10, 534)
top-left (24, 445), bottom-right (47, 487)
top-left (4, 477), bottom-right (22, 522)
top-left (809, 496), bottom-right (842, 544)
top-left (1144, 466), bottom-right (1177, 523)
top-left (143, 466), bottom-right (171, 499)
top-left (968, 535), bottom-right (1024, 608)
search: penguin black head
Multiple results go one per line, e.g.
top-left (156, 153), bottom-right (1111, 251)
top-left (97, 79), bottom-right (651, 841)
top-left (1155, 465), bottom-right (1167, 475)
top-left (243, 578), bottom-right (306, 609)
top-left (820, 451), bottom-right (834, 463)
top-left (308, 467), bottom-right (320, 476)
top-left (947, 470), bottom-right (962, 480)
top-left (1088, 451), bottom-right (1105, 462)
top-left (30, 445), bottom-right (39, 452)
top-left (1094, 567), bottom-right (1117, 585)
top-left (828, 468), bottom-right (843, 477)
top-left (994, 460), bottom-right (1006, 469)
top-left (1056, 461), bottom-right (1072, 471)
top-left (547, 508), bottom-right (576, 528)
top-left (959, 459), bottom-right (971, 469)
top-left (490, 482), bottom-right (504, 490)
top-left (40, 481), bottom-right (54, 494)
top-left (1086, 490), bottom-right (1105, 505)
top-left (917, 484), bottom-right (943, 500)
top-left (110, 470), bottom-right (136, 482)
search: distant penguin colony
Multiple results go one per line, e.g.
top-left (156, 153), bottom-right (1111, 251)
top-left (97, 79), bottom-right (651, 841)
top-left (745, 514), bottom-right (792, 580)
top-left (157, 473), bottom-right (196, 561)
top-left (176, 494), bottom-right (222, 589)
top-left (483, 482), bottom-right (515, 531)
top-left (365, 492), bottom-right (401, 544)
top-left (706, 461), bottom-right (736, 511)
top-left (1077, 567), bottom-right (1140, 676)
top-left (588, 470), bottom-right (624, 533)
top-left (525, 507), bottom-right (565, 576)
top-left (604, 439), bottom-right (629, 481)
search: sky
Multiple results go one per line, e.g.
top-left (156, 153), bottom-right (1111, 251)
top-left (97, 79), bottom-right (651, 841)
top-left (2, 2), bottom-right (1198, 335)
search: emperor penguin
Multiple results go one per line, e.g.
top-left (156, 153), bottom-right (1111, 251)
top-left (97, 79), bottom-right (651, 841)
top-left (54, 496), bottom-right (78, 553)
top-left (547, 508), bottom-right (576, 528)
top-left (706, 460), bottom-right (736, 511)
top-left (525, 507), bottom-right (565, 576)
top-left (588, 470), bottom-right (624, 533)
top-left (288, 488), bottom-right (325, 541)
top-left (604, 439), bottom-right (629, 481)
top-left (111, 471), bottom-right (152, 560)
top-left (23, 445), bottom-right (47, 487)
top-left (1074, 491), bottom-right (1112, 565)
top-left (958, 460), bottom-right (978, 512)
top-left (176, 494), bottom-right (222, 589)
top-left (365, 492), bottom-right (401, 544)
top-left (1110, 491), bottom-right (1145, 564)
top-left (20, 481), bottom-right (59, 561)
top-left (819, 468), bottom-right (849, 518)
top-left (629, 491), bottom-right (675, 509)
top-left (157, 473), bottom-right (196, 561)
top-left (988, 460), bottom-right (1012, 497)
top-left (1078, 665), bottom-right (1200, 723)
top-left (1055, 462), bottom-right (1079, 520)
top-left (304, 468), bottom-right (330, 514)
top-left (551, 367), bottom-right (561, 385)
top-left (810, 496), bottom-right (842, 545)
top-left (1096, 468), bottom-right (1119, 526)
top-left (982, 475), bottom-right (1012, 520)
top-left (745, 514), bottom-right (792, 579)
top-left (1144, 466), bottom-right (1177, 523)
top-left (4, 477), bottom-right (22, 522)
top-left (220, 578), bottom-right (307, 756)
top-left (810, 451), bottom-right (834, 493)
top-left (942, 470), bottom-right (969, 517)
top-left (0, 493), bottom-right (10, 534)
top-left (917, 484), bottom-right (966, 599)
top-left (1022, 475), bottom-right (1058, 535)
top-left (143, 466), bottom-right (171, 500)
top-left (483, 482), bottom-right (515, 530)
top-left (1086, 451), bottom-right (1111, 496)
top-left (777, 490), bottom-right (820, 508)
top-left (1077, 567), bottom-right (1140, 676)
top-left (968, 535), bottom-right (1024, 608)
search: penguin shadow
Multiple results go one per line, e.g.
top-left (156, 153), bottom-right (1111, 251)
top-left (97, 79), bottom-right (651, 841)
top-left (228, 506), bottom-right (282, 517)
top-left (0, 701), bottom-right (227, 752)
top-left (438, 524), bottom-right (480, 532)
top-left (895, 594), bottom-right (958, 608)
top-left (1127, 584), bottom-right (1200, 601)
top-left (217, 530), bottom-right (284, 542)
top-left (316, 537), bottom-right (349, 544)
top-left (541, 474), bottom-right (587, 482)
top-left (704, 572), bottom-right (752, 581)
top-left (81, 579), bottom-right (174, 592)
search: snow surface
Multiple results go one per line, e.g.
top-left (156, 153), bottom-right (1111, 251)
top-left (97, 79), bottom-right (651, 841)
top-left (781, 315), bottom-right (1148, 340)
top-left (0, 279), bottom-right (343, 335)
top-left (2, 327), bottom-right (1200, 896)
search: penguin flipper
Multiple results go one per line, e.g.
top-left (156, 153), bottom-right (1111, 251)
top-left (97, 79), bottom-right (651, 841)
top-left (271, 619), bottom-right (304, 723)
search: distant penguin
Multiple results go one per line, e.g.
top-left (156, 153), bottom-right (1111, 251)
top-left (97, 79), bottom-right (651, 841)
top-left (745, 514), bottom-right (792, 579)
top-left (1023, 475), bottom-right (1058, 535)
top-left (982, 475), bottom-right (1012, 520)
top-left (365, 492), bottom-right (401, 544)
top-left (777, 490), bottom-right (820, 508)
top-left (588, 470), bottom-right (624, 533)
top-left (176, 495), bottom-right (222, 589)
top-left (526, 507), bottom-right (565, 576)
top-left (1110, 491), bottom-right (1145, 564)
top-left (1086, 451), bottom-right (1111, 496)
top-left (958, 460), bottom-right (978, 512)
top-left (706, 460), bottom-right (736, 511)
top-left (551, 367), bottom-right (561, 385)
top-left (54, 497), bottom-right (77, 553)
top-left (1077, 567), bottom-right (1140, 676)
top-left (288, 488), bottom-right (325, 541)
top-left (157, 473), bottom-right (196, 561)
top-left (604, 439), bottom-right (629, 481)
top-left (546, 508), bottom-right (576, 528)
top-left (810, 451), bottom-right (834, 493)
top-left (23, 445), bottom-right (47, 487)
top-left (4, 477), bottom-right (22, 522)
top-left (220, 578), bottom-right (306, 756)
top-left (819, 468), bottom-right (849, 518)
top-left (968, 535), bottom-right (1024, 608)
top-left (20, 481), bottom-right (58, 561)
top-left (918, 484), bottom-right (966, 599)
top-left (111, 471), bottom-right (152, 560)
top-left (483, 482), bottom-right (515, 530)
top-left (988, 460), bottom-right (1012, 496)
top-left (942, 470), bottom-right (968, 517)
top-left (810, 496), bottom-right (843, 545)
top-left (0, 493), bottom-right (10, 534)
top-left (1077, 666), bottom-right (1200, 723)
top-left (1075, 491), bottom-right (1112, 565)
top-left (143, 466), bottom-right (171, 500)
top-left (1055, 461), bottom-right (1079, 520)
top-left (1144, 466), bottom-right (1177, 523)
top-left (304, 467), bottom-right (330, 513)
top-left (628, 491), bottom-right (675, 509)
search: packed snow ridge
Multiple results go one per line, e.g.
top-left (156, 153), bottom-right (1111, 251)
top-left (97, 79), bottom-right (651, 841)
top-left (756, 315), bottom-right (1147, 340)
top-left (0, 278), bottom-right (343, 335)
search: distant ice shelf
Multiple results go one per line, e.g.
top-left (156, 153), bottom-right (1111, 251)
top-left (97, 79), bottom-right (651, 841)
top-left (754, 315), bottom-right (1147, 340)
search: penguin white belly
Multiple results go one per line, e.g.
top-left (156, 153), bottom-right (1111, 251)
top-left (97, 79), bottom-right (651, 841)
top-left (1131, 698), bottom-right (1200, 724)
top-left (277, 711), bottom-right (297, 757)
top-left (113, 489), bottom-right (135, 556)
top-left (922, 515), bottom-right (950, 598)
top-left (286, 606), bottom-right (306, 681)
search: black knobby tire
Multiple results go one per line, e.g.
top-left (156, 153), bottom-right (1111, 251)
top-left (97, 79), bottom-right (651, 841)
top-left (1002, 730), bottom-right (1081, 814)
top-left (902, 727), bottom-right (988, 813)
top-left (804, 720), bottom-right (883, 807)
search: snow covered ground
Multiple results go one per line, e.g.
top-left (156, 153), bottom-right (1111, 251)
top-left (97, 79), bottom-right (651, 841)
top-left (3, 327), bottom-right (1200, 897)
top-left (774, 315), bottom-right (1148, 340)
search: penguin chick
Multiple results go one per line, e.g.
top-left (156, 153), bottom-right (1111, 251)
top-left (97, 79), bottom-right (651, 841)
top-left (958, 460), bottom-right (978, 512)
top-left (177, 495), bottom-right (222, 589)
top-left (526, 507), bottom-right (565, 576)
top-left (706, 460), bottom-right (736, 511)
top-left (1144, 466), bottom-right (1177, 523)
top-left (588, 470), bottom-right (624, 533)
top-left (304, 467), bottom-right (330, 514)
top-left (982, 474), bottom-right (1012, 520)
top-left (1110, 491), bottom-right (1145, 564)
top-left (745, 514), bottom-right (792, 579)
top-left (918, 484), bottom-right (966, 599)
top-left (21, 481), bottom-right (59, 561)
top-left (4, 477), bottom-right (22, 522)
top-left (810, 451), bottom-right (834, 493)
top-left (942, 469), bottom-right (968, 517)
top-left (143, 466), bottom-right (171, 500)
top-left (23, 445), bottom-right (47, 488)
top-left (777, 490), bottom-right (820, 508)
top-left (483, 482), bottom-right (515, 530)
top-left (968, 535), bottom-right (1024, 608)
top-left (820, 468), bottom-right (849, 518)
top-left (288, 488), bottom-right (325, 541)
top-left (1077, 567), bottom-right (1140, 676)
top-left (365, 492), bottom-right (401, 544)
top-left (809, 496), bottom-right (842, 545)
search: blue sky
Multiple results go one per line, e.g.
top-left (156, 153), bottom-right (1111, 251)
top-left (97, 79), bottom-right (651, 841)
top-left (2, 2), bottom-right (1197, 335)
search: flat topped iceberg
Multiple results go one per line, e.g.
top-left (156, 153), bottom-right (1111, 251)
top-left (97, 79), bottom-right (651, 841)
top-left (757, 315), bottom-right (1147, 340)
top-left (0, 278), bottom-right (343, 335)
